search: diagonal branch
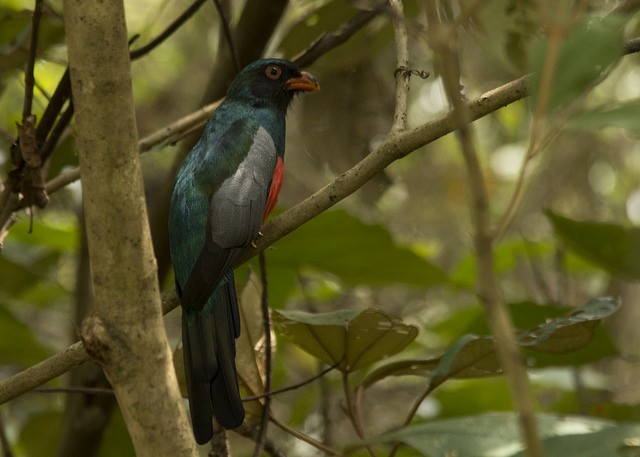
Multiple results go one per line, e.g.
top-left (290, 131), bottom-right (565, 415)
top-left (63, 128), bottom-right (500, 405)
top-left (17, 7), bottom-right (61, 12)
top-left (0, 74), bottom-right (529, 405)
top-left (293, 1), bottom-right (387, 68)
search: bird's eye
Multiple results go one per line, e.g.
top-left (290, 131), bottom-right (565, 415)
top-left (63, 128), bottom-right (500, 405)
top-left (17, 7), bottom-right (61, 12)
top-left (265, 64), bottom-right (282, 80)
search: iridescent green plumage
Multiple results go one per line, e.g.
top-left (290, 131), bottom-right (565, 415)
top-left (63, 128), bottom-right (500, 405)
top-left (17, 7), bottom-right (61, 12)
top-left (168, 59), bottom-right (318, 444)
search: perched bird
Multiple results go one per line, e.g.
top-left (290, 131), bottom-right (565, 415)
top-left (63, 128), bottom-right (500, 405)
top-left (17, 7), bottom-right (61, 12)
top-left (168, 59), bottom-right (319, 444)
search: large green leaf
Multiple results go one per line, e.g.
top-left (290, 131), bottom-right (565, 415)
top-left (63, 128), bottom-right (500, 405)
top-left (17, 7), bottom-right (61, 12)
top-left (273, 307), bottom-right (418, 373)
top-left (546, 210), bottom-right (640, 280)
top-left (364, 413), bottom-right (640, 457)
top-left (363, 297), bottom-right (619, 387)
top-left (268, 210), bottom-right (447, 287)
top-left (529, 15), bottom-right (626, 114)
top-left (518, 297), bottom-right (618, 353)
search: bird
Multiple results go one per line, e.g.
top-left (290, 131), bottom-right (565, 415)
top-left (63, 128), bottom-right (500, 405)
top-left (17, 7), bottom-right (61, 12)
top-left (168, 58), bottom-right (319, 444)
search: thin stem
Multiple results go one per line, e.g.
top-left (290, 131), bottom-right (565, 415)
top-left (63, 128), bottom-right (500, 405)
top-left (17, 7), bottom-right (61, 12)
top-left (252, 252), bottom-right (272, 457)
top-left (129, 0), bottom-right (207, 60)
top-left (425, 2), bottom-right (543, 456)
top-left (269, 415), bottom-right (340, 456)
top-left (22, 0), bottom-right (44, 120)
top-left (342, 372), bottom-right (377, 457)
top-left (388, 0), bottom-right (410, 133)
top-left (242, 362), bottom-right (337, 402)
top-left (211, 0), bottom-right (240, 73)
top-left (293, 1), bottom-right (387, 68)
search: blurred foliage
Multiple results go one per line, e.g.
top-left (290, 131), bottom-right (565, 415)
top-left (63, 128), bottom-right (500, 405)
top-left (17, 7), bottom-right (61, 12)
top-left (366, 412), bottom-right (640, 457)
top-left (1, 0), bottom-right (640, 456)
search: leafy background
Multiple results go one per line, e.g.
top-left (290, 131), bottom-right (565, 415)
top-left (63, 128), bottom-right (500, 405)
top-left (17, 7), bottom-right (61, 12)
top-left (2, 0), bottom-right (640, 456)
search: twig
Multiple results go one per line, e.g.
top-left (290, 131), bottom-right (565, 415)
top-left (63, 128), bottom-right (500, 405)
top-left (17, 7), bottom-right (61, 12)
top-left (129, 0), bottom-right (207, 60)
top-left (0, 342), bottom-right (87, 404)
top-left (34, 386), bottom-right (115, 395)
top-left (252, 252), bottom-right (272, 457)
top-left (388, 0), bottom-right (410, 133)
top-left (342, 372), bottom-right (377, 457)
top-left (35, 69), bottom-right (71, 151)
top-left (293, 2), bottom-right (387, 68)
top-left (39, 102), bottom-right (74, 163)
top-left (22, 0), bottom-right (44, 120)
top-left (0, 76), bottom-right (530, 405)
top-left (242, 362), bottom-right (337, 401)
top-left (424, 2), bottom-right (543, 456)
top-left (0, 0), bottom-right (210, 232)
top-left (269, 415), bottom-right (340, 456)
top-left (37, 99), bottom-right (222, 201)
top-left (238, 74), bottom-right (530, 264)
top-left (211, 0), bottom-right (240, 73)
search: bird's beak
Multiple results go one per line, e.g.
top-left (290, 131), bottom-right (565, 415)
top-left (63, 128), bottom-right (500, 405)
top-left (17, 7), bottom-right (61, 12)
top-left (286, 71), bottom-right (320, 92)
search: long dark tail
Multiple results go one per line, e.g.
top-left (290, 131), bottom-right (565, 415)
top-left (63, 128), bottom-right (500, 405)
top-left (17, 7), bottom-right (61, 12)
top-left (182, 273), bottom-right (244, 444)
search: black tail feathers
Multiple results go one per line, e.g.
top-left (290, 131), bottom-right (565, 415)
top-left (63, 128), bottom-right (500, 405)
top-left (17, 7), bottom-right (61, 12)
top-left (182, 279), bottom-right (245, 444)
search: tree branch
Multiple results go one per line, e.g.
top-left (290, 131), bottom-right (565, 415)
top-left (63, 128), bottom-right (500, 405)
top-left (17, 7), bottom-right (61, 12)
top-left (293, 2), bottom-right (387, 68)
top-left (129, 0), bottom-right (207, 60)
top-left (0, 342), bottom-right (87, 404)
top-left (0, 75), bottom-right (529, 405)
top-left (22, 0), bottom-right (44, 120)
top-left (62, 0), bottom-right (197, 454)
top-left (238, 74), bottom-right (530, 263)
top-left (425, 2), bottom-right (542, 456)
top-left (388, 0), bottom-right (410, 133)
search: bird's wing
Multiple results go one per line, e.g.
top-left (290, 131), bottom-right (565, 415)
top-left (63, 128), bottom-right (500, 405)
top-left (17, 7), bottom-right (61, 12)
top-left (180, 126), bottom-right (278, 313)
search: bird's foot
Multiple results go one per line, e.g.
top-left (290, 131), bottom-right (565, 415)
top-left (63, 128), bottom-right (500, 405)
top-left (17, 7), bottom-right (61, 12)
top-left (250, 231), bottom-right (264, 248)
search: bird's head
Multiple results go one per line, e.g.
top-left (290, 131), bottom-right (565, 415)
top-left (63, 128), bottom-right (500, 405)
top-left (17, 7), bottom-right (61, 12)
top-left (226, 59), bottom-right (320, 111)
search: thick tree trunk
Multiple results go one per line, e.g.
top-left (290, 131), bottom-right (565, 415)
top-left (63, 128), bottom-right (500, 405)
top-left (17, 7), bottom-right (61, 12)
top-left (62, 1), bottom-right (197, 455)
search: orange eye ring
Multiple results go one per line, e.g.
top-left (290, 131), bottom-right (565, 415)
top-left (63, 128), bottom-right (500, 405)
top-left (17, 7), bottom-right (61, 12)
top-left (265, 64), bottom-right (282, 80)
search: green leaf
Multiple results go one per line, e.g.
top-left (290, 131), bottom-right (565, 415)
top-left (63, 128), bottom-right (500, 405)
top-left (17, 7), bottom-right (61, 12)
top-left (529, 15), bottom-right (626, 114)
top-left (363, 297), bottom-right (618, 387)
top-left (364, 413), bottom-right (640, 457)
top-left (568, 100), bottom-right (640, 136)
top-left (546, 210), bottom-right (640, 280)
top-left (269, 210), bottom-right (447, 287)
top-left (518, 297), bottom-right (619, 353)
top-left (0, 304), bottom-right (51, 366)
top-left (273, 307), bottom-right (418, 373)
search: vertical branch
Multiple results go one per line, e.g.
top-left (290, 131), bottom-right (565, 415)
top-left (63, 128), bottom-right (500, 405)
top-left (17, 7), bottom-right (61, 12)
top-left (389, 0), bottom-right (410, 133)
top-left (211, 0), bottom-right (240, 73)
top-left (62, 0), bottom-right (197, 455)
top-left (22, 0), bottom-right (44, 120)
top-left (424, 2), bottom-right (543, 457)
top-left (253, 252), bottom-right (272, 457)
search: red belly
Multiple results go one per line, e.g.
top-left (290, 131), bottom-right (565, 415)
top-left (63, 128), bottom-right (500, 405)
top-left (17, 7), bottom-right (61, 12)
top-left (263, 155), bottom-right (284, 222)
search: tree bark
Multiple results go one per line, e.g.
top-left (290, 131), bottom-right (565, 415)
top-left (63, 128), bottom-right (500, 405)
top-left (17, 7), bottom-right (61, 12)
top-left (62, 1), bottom-right (197, 455)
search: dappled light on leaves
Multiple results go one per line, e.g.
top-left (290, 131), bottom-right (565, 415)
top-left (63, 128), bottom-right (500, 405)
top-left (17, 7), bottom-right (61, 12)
top-left (273, 308), bottom-right (418, 373)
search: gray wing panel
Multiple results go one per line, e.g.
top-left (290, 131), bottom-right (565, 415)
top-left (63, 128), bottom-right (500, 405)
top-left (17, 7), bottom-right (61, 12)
top-left (209, 126), bottom-right (277, 249)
